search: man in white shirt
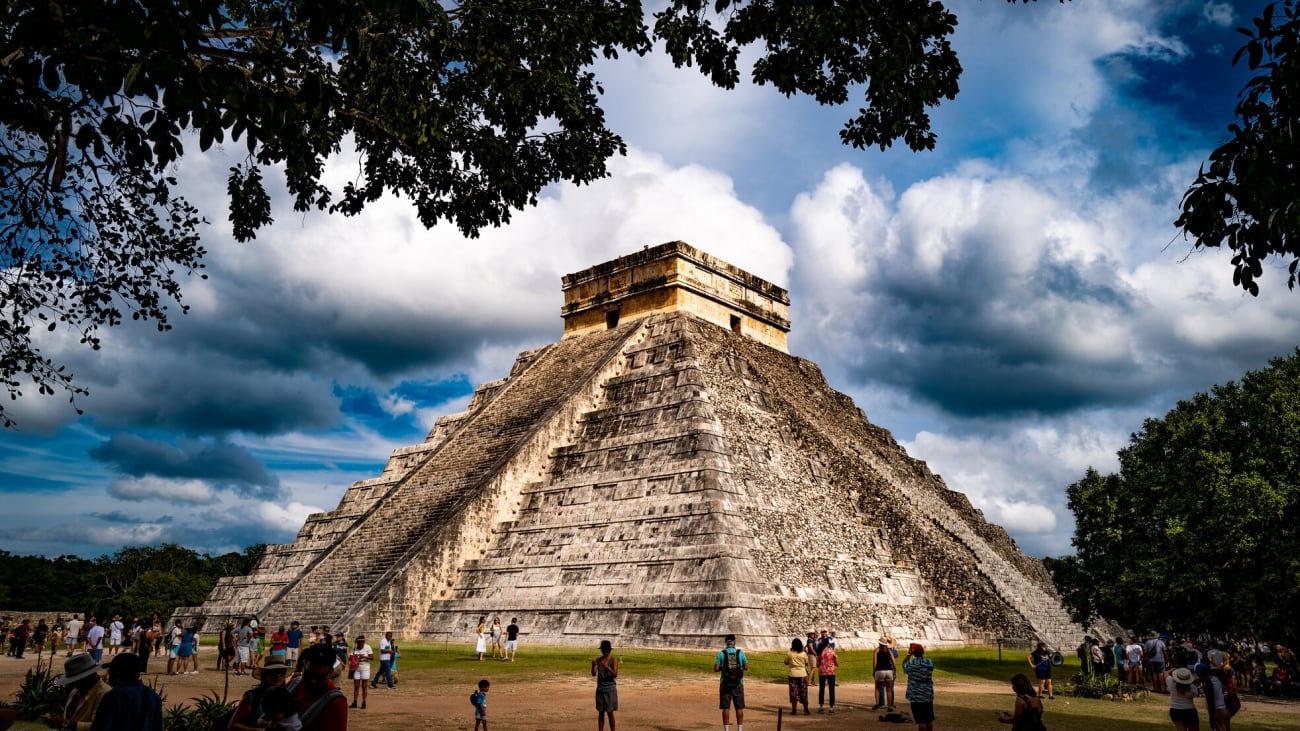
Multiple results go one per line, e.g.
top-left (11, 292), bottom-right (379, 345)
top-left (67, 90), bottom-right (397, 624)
top-left (1124, 638), bottom-right (1144, 685)
top-left (371, 631), bottom-right (396, 689)
top-left (85, 617), bottom-right (106, 662)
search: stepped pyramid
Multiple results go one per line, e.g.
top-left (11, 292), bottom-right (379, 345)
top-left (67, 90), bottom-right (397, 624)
top-left (176, 242), bottom-right (1100, 649)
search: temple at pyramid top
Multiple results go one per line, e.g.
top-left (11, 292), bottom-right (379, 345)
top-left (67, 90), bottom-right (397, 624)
top-left (561, 241), bottom-right (791, 352)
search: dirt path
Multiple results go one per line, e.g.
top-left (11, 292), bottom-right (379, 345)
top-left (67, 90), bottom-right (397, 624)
top-left (4, 652), bottom-right (1297, 730)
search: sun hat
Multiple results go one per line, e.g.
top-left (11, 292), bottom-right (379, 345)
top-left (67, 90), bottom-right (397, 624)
top-left (1207, 649), bottom-right (1226, 668)
top-left (909, 642), bottom-right (924, 653)
top-left (879, 637), bottom-right (890, 646)
top-left (1171, 667), bottom-right (1195, 685)
top-left (57, 654), bottom-right (101, 686)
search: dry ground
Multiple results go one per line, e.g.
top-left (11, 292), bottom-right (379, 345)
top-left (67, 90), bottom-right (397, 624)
top-left (3, 649), bottom-right (1298, 730)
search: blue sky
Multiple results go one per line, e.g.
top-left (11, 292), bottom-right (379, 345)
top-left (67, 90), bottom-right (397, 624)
top-left (2, 1), bottom-right (1293, 560)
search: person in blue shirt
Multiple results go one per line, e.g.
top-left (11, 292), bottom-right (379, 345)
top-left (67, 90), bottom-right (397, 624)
top-left (286, 621), bottom-right (304, 667)
top-left (713, 634), bottom-right (748, 731)
top-left (903, 642), bottom-right (935, 731)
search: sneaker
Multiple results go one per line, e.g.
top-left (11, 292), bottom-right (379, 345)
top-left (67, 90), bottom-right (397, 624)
top-left (350, 702), bottom-right (357, 709)
top-left (361, 702), bottom-right (366, 710)
top-left (872, 704), bottom-right (881, 710)
top-left (818, 708), bottom-right (825, 714)
top-left (829, 708), bottom-right (836, 714)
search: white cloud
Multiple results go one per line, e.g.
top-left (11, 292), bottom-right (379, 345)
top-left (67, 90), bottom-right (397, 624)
top-left (1202, 2), bottom-right (1235, 27)
top-left (107, 476), bottom-right (217, 504)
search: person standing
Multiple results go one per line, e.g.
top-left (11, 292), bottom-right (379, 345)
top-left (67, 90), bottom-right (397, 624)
top-left (84, 619), bottom-right (105, 664)
top-left (1126, 637), bottom-right (1146, 685)
top-left (1149, 634), bottom-right (1170, 693)
top-left (1028, 642), bottom-right (1055, 700)
top-left (471, 679), bottom-right (490, 731)
top-left (106, 617), bottom-right (124, 657)
top-left (47, 654), bottom-right (109, 731)
top-left (713, 634), bottom-right (747, 731)
top-left (270, 626), bottom-right (289, 664)
top-left (64, 616), bottom-right (83, 657)
top-left (903, 642), bottom-right (935, 731)
top-left (474, 617), bottom-right (487, 661)
top-left (1166, 666), bottom-right (1200, 731)
top-left (505, 618), bottom-right (520, 662)
top-left (490, 617), bottom-right (504, 659)
top-left (370, 632), bottom-right (395, 690)
top-left (592, 639), bottom-right (619, 731)
top-left (11, 619), bottom-right (30, 659)
top-left (805, 632), bottom-right (820, 688)
top-left (91, 653), bottom-right (162, 731)
top-left (235, 617), bottom-right (255, 676)
top-left (874, 636), bottom-right (898, 711)
top-left (287, 622), bottom-right (304, 667)
top-left (348, 635), bottom-right (372, 710)
top-left (817, 635), bottom-right (838, 713)
top-left (784, 638), bottom-right (810, 715)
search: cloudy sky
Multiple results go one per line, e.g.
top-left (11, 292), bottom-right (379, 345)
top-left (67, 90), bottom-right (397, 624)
top-left (3, 1), bottom-right (1293, 561)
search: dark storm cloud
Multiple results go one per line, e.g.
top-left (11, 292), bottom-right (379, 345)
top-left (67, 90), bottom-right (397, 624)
top-left (90, 433), bottom-right (282, 499)
top-left (91, 511), bottom-right (175, 524)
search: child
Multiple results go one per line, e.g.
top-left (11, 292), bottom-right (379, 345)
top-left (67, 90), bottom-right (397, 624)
top-left (472, 679), bottom-right (490, 731)
top-left (260, 685), bottom-right (302, 730)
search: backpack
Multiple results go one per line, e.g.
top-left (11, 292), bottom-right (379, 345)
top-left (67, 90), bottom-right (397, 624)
top-left (721, 647), bottom-right (744, 684)
top-left (470, 690), bottom-right (485, 708)
top-left (1223, 673), bottom-right (1242, 716)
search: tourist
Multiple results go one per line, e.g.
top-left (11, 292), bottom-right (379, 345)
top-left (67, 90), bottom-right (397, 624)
top-left (805, 632), bottom-right (820, 687)
top-left (258, 686), bottom-right (301, 731)
top-left (236, 617), bottom-right (255, 676)
top-left (471, 679), bottom-right (490, 731)
top-left (784, 637), bottom-right (810, 715)
top-left (106, 616), bottom-right (124, 657)
top-left (218, 621), bottom-right (236, 672)
top-left (903, 642), bottom-right (935, 731)
top-left (228, 657), bottom-right (290, 731)
top-left (330, 633), bottom-right (348, 680)
top-left (286, 621), bottom-right (304, 666)
top-left (92, 653), bottom-right (162, 730)
top-left (290, 643), bottom-right (348, 731)
top-left (370, 631), bottom-right (395, 690)
top-left (874, 636), bottom-right (898, 711)
top-left (1149, 634), bottom-right (1170, 693)
top-left (10, 619), bottom-right (30, 659)
top-left (475, 617), bottom-right (487, 661)
top-left (176, 622), bottom-right (197, 675)
top-left (1028, 642), bottom-right (1055, 700)
top-left (165, 619), bottom-right (183, 675)
top-left (592, 639), bottom-right (618, 731)
top-left (1127, 636), bottom-right (1146, 685)
top-left (33, 619), bottom-right (49, 656)
top-left (505, 618), bottom-right (520, 661)
top-left (1167, 666), bottom-right (1200, 731)
top-left (348, 634), bottom-right (372, 710)
top-left (48, 653), bottom-right (109, 731)
top-left (84, 618), bottom-right (104, 664)
top-left (64, 615), bottom-right (82, 657)
top-left (388, 639), bottom-right (400, 686)
top-left (713, 633), bottom-right (746, 731)
top-left (149, 617), bottom-right (163, 658)
top-left (490, 616), bottom-right (504, 659)
top-left (271, 626), bottom-right (289, 664)
top-left (1196, 662), bottom-right (1229, 731)
top-left (817, 633), bottom-right (837, 713)
top-left (996, 673), bottom-right (1045, 731)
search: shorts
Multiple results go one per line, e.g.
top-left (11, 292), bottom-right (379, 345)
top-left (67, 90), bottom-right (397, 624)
top-left (287, 647), bottom-right (299, 663)
top-left (874, 670), bottom-right (895, 682)
top-left (505, 640), bottom-right (518, 652)
top-left (1151, 661), bottom-right (1166, 673)
top-left (596, 688), bottom-right (618, 713)
top-left (169, 646), bottom-right (179, 659)
top-left (719, 683), bottom-right (745, 710)
top-left (475, 708), bottom-right (487, 721)
top-left (910, 701), bottom-right (935, 724)
top-left (1169, 707), bottom-right (1198, 725)
top-left (1034, 667), bottom-right (1052, 680)
top-left (237, 647), bottom-right (250, 663)
top-left (353, 667), bottom-right (371, 680)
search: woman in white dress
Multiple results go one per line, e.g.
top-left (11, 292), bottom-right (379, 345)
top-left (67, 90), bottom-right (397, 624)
top-left (475, 617), bottom-right (487, 661)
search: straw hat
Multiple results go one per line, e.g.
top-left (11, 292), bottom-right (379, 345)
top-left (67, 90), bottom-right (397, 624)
top-left (57, 654), bottom-right (101, 686)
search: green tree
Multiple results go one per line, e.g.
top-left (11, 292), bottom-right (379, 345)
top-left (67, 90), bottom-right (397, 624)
top-left (0, 0), bottom-right (984, 427)
top-left (1178, 1), bottom-right (1300, 295)
top-left (1052, 350), bottom-right (1300, 638)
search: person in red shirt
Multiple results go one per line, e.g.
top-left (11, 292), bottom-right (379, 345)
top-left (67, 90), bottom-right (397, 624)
top-left (291, 644), bottom-right (348, 730)
top-left (270, 626), bottom-right (290, 663)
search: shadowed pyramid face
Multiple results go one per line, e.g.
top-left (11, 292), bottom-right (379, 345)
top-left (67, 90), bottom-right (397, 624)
top-left (177, 245), bottom-right (1104, 650)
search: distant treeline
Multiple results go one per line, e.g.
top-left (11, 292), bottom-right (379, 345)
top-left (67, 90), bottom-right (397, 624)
top-left (0, 543), bottom-right (263, 621)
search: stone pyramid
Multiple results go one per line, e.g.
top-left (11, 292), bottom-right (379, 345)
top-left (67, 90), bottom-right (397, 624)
top-left (177, 242), bottom-right (1096, 649)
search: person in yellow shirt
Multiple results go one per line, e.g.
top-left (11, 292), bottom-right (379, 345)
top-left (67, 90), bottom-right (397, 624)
top-left (44, 654), bottom-right (109, 731)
